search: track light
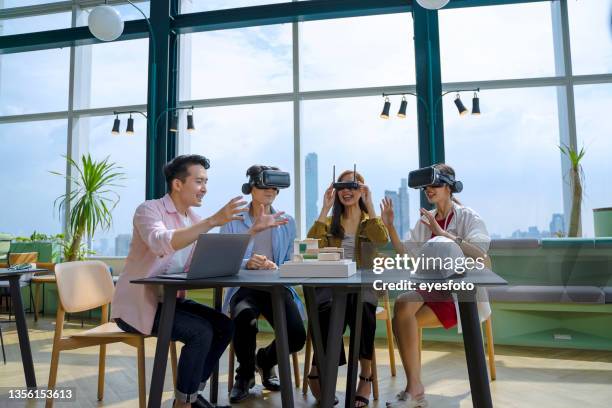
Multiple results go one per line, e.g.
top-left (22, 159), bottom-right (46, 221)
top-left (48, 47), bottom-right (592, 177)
top-left (454, 94), bottom-right (468, 116)
top-left (380, 97), bottom-right (391, 119)
top-left (169, 114), bottom-right (178, 132)
top-left (187, 110), bottom-right (195, 132)
top-left (397, 96), bottom-right (408, 118)
top-left (126, 115), bottom-right (135, 135)
top-left (111, 116), bottom-right (120, 135)
top-left (471, 92), bottom-right (481, 115)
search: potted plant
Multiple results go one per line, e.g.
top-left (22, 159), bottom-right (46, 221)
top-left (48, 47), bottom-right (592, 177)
top-left (559, 144), bottom-right (585, 237)
top-left (52, 154), bottom-right (125, 261)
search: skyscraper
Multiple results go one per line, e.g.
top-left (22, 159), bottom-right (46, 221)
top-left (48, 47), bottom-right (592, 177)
top-left (399, 178), bottom-right (410, 239)
top-left (549, 213), bottom-right (565, 237)
top-left (385, 178), bottom-right (411, 239)
top-left (305, 153), bottom-right (319, 230)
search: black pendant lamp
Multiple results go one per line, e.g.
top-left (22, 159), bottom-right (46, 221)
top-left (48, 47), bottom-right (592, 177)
top-left (380, 97), bottom-right (391, 119)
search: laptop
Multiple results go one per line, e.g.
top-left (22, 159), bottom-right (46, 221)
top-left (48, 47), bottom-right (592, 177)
top-left (158, 233), bottom-right (251, 280)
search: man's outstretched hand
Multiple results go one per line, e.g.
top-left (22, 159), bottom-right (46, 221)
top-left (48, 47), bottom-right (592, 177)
top-left (249, 204), bottom-right (288, 235)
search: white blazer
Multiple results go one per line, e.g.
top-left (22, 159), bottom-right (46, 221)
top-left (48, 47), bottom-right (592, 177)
top-left (402, 201), bottom-right (492, 333)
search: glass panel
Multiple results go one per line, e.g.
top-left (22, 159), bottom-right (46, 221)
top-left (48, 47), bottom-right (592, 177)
top-left (77, 1), bottom-right (150, 24)
top-left (300, 14), bottom-right (415, 91)
top-left (180, 0), bottom-right (286, 13)
top-left (300, 96), bottom-right (419, 237)
top-left (74, 39), bottom-right (149, 109)
top-left (439, 2), bottom-right (556, 82)
top-left (0, 12), bottom-right (71, 35)
top-left (181, 102), bottom-right (294, 228)
top-left (0, 48), bottom-right (70, 115)
top-left (84, 114), bottom-right (147, 257)
top-left (180, 24), bottom-right (292, 100)
top-left (0, 120), bottom-right (67, 237)
top-left (568, 0), bottom-right (612, 75)
top-left (444, 87), bottom-right (562, 238)
top-left (2, 0), bottom-right (65, 7)
top-left (574, 84), bottom-right (612, 237)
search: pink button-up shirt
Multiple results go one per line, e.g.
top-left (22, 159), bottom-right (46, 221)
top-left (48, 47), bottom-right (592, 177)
top-left (111, 194), bottom-right (199, 335)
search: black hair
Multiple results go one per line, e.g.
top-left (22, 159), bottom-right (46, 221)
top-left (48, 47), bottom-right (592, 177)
top-left (164, 154), bottom-right (210, 193)
top-left (246, 164), bottom-right (280, 179)
top-left (330, 170), bottom-right (368, 239)
top-left (432, 163), bottom-right (462, 205)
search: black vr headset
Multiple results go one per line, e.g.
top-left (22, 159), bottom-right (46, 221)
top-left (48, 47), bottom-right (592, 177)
top-left (241, 165), bottom-right (291, 195)
top-left (332, 164), bottom-right (360, 190)
top-left (408, 165), bottom-right (463, 193)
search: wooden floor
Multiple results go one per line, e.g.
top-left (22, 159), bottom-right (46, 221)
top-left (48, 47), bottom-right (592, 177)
top-left (1, 315), bottom-right (612, 407)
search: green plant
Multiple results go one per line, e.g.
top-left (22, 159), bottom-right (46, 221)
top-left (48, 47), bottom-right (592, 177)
top-left (52, 154), bottom-right (125, 261)
top-left (559, 144), bottom-right (585, 237)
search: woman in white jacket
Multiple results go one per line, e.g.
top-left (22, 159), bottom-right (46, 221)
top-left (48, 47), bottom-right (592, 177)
top-left (380, 164), bottom-right (491, 408)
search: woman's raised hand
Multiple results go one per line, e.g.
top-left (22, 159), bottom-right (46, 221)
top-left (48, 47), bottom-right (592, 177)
top-left (380, 197), bottom-right (395, 227)
top-left (321, 183), bottom-right (336, 214)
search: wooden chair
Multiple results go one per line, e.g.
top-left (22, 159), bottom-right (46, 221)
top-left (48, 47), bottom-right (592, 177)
top-left (301, 292), bottom-right (396, 401)
top-left (46, 261), bottom-right (179, 407)
top-left (0, 252), bottom-right (38, 320)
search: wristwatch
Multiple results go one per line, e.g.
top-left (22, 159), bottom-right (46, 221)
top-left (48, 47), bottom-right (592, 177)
top-left (454, 236), bottom-right (463, 245)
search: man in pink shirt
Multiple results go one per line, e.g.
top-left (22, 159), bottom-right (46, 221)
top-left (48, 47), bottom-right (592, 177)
top-left (111, 154), bottom-right (287, 408)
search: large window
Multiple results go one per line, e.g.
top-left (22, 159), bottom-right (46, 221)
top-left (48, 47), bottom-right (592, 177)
top-left (574, 84), bottom-right (612, 238)
top-left (0, 12), bottom-right (71, 35)
top-left (0, 49), bottom-right (70, 115)
top-left (74, 39), bottom-right (149, 109)
top-left (443, 87), bottom-right (563, 238)
top-left (568, 0), bottom-right (612, 75)
top-left (0, 120), bottom-right (67, 237)
top-left (181, 24), bottom-right (292, 100)
top-left (439, 2), bottom-right (556, 82)
top-left (182, 102), bottom-right (294, 227)
top-left (300, 14), bottom-right (415, 91)
top-left (300, 96), bottom-right (420, 237)
top-left (84, 114), bottom-right (147, 256)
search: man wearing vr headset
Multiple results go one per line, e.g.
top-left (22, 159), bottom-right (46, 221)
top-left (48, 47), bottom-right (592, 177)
top-left (380, 163), bottom-right (491, 408)
top-left (111, 155), bottom-right (287, 408)
top-left (220, 165), bottom-right (306, 404)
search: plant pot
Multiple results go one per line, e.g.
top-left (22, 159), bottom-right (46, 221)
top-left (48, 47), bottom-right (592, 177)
top-left (593, 207), bottom-right (612, 237)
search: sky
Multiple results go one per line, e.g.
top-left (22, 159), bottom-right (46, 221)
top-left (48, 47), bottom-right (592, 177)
top-left (0, 0), bottom-right (611, 252)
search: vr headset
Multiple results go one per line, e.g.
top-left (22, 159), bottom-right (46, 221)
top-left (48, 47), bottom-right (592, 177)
top-left (332, 164), bottom-right (360, 190)
top-left (241, 166), bottom-right (291, 194)
top-left (408, 165), bottom-right (463, 193)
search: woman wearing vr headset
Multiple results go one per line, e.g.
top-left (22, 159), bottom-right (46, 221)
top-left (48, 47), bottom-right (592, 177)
top-left (307, 169), bottom-right (389, 408)
top-left (220, 165), bottom-right (306, 404)
top-left (380, 163), bottom-right (491, 408)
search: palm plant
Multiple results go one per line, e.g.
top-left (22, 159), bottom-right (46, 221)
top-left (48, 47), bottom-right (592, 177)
top-left (559, 144), bottom-right (586, 237)
top-left (52, 154), bottom-right (125, 261)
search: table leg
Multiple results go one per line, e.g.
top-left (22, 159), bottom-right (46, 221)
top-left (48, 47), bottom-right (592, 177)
top-left (209, 287), bottom-right (222, 404)
top-left (270, 286), bottom-right (294, 408)
top-left (303, 287), bottom-right (325, 375)
top-left (147, 287), bottom-right (178, 408)
top-left (345, 291), bottom-right (363, 408)
top-left (9, 276), bottom-right (36, 388)
top-left (320, 290), bottom-right (347, 408)
top-left (458, 300), bottom-right (492, 408)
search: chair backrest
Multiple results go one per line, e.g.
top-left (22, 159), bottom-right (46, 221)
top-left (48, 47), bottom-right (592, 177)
top-left (55, 260), bottom-right (114, 313)
top-left (8, 251), bottom-right (38, 266)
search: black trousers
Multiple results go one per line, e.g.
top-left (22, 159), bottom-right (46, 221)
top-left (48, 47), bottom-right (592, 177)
top-left (312, 294), bottom-right (377, 366)
top-left (116, 298), bottom-right (233, 402)
top-left (230, 287), bottom-right (306, 380)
